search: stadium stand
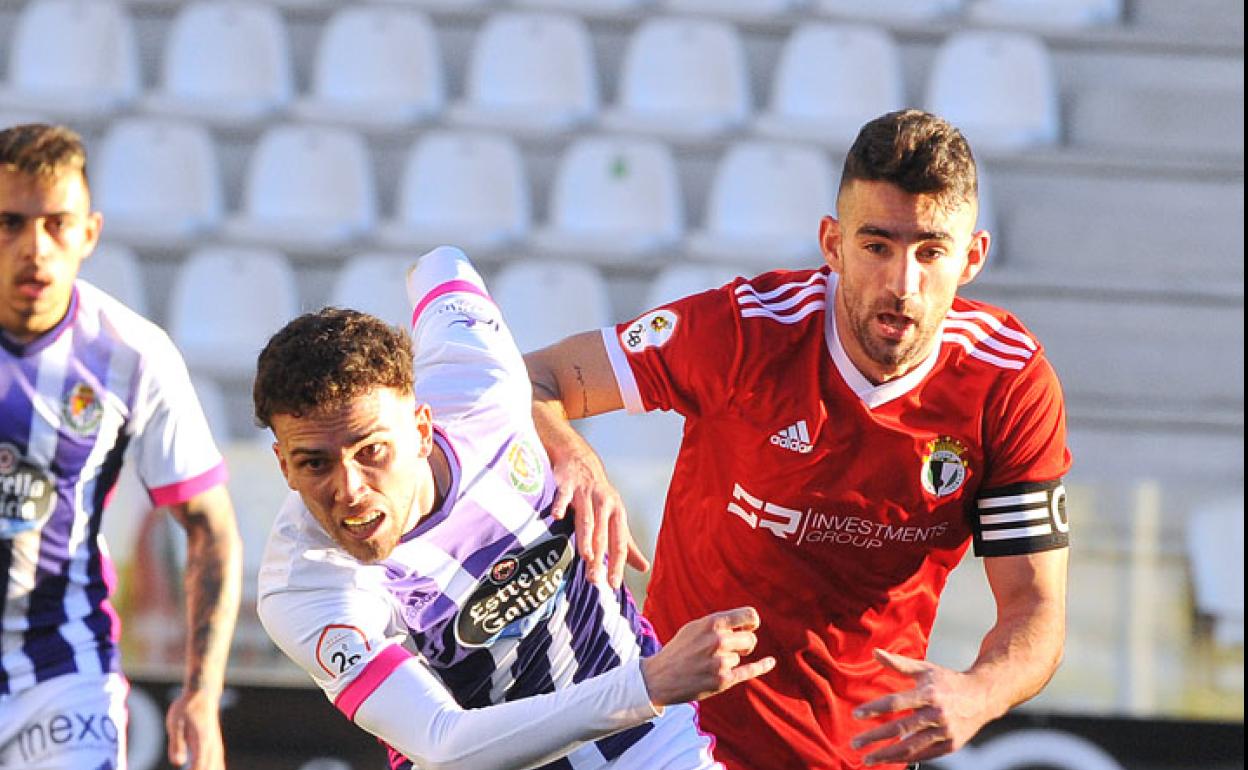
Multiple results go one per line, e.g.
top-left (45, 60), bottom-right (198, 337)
top-left (77, 241), bottom-right (149, 318)
top-left (492, 257), bottom-right (612, 353)
top-left (967, 0), bottom-right (1123, 29)
top-left (329, 252), bottom-right (418, 331)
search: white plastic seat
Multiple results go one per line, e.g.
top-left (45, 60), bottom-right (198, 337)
top-left (224, 124), bottom-right (377, 254)
top-left (167, 247), bottom-right (299, 380)
top-left (686, 141), bottom-right (835, 268)
top-left (492, 259), bottom-right (612, 354)
top-left (291, 7), bottom-right (445, 130)
top-left (367, 0), bottom-right (498, 9)
top-left (754, 23), bottom-right (905, 149)
top-left (77, 242), bottom-right (148, 318)
top-left (330, 253), bottom-right (415, 330)
top-left (92, 118), bottom-right (224, 249)
top-left (645, 263), bottom-right (741, 309)
top-left (186, 374), bottom-right (233, 446)
top-left (1186, 499), bottom-right (1245, 646)
top-left (815, 0), bottom-right (962, 22)
top-left (377, 131), bottom-right (530, 256)
top-left (531, 137), bottom-right (684, 264)
top-left (925, 31), bottom-right (1060, 154)
top-left (967, 0), bottom-right (1121, 28)
top-left (601, 17), bottom-right (750, 140)
top-left (447, 12), bottom-right (599, 134)
top-left (511, 0), bottom-right (646, 15)
top-left (662, 0), bottom-right (801, 19)
top-left (0, 0), bottom-right (139, 118)
top-left (143, 1), bottom-right (294, 125)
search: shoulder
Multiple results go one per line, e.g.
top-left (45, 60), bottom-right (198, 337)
top-left (74, 280), bottom-right (183, 362)
top-left (731, 268), bottom-right (829, 325)
top-left (940, 295), bottom-right (1049, 377)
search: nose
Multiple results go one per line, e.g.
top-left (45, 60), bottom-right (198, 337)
top-left (18, 218), bottom-right (56, 265)
top-left (333, 461), bottom-right (368, 506)
top-left (885, 252), bottom-right (922, 300)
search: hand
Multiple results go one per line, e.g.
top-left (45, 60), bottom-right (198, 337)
top-left (850, 649), bottom-right (989, 767)
top-left (550, 451), bottom-right (650, 588)
top-left (165, 688), bottom-right (225, 770)
top-left (640, 606), bottom-right (776, 707)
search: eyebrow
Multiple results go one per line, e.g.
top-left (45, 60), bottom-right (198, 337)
top-left (857, 224), bottom-right (955, 243)
top-left (287, 428), bottom-right (386, 457)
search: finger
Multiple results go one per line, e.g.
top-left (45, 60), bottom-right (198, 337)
top-left (625, 540), bottom-right (650, 573)
top-left (589, 495), bottom-right (610, 584)
top-left (873, 648), bottom-right (931, 677)
top-left (574, 500), bottom-right (596, 562)
top-left (713, 606), bottom-right (761, 632)
top-left (549, 484), bottom-right (573, 520)
top-left (719, 628), bottom-right (760, 656)
top-left (850, 716), bottom-right (908, 749)
top-left (854, 686), bottom-right (929, 719)
top-left (606, 500), bottom-right (630, 589)
top-left (166, 718), bottom-right (187, 766)
top-left (730, 655), bottom-right (776, 685)
top-left (864, 726), bottom-right (948, 767)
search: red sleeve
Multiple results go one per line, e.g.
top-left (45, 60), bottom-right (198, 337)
top-left (608, 284), bottom-right (743, 418)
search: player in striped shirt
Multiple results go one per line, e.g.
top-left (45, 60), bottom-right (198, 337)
top-left (526, 109), bottom-right (1072, 770)
top-left (254, 246), bottom-right (774, 769)
top-left (0, 124), bottom-right (242, 770)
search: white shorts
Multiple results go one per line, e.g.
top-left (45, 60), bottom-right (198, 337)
top-left (0, 672), bottom-right (129, 770)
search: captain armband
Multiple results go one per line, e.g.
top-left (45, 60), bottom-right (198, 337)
top-left (971, 479), bottom-right (1069, 557)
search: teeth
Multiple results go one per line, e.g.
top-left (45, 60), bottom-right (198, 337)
top-left (344, 510), bottom-right (382, 527)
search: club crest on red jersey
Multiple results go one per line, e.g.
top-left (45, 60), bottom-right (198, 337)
top-left (921, 437), bottom-right (968, 497)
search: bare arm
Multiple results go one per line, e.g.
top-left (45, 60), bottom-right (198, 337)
top-left (524, 332), bottom-right (646, 587)
top-left (165, 484), bottom-right (244, 770)
top-left (851, 547), bottom-right (1068, 765)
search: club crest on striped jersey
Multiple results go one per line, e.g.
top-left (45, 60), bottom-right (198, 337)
top-left (455, 535), bottom-right (573, 647)
top-left (621, 310), bottom-right (678, 352)
top-left (315, 624), bottom-right (371, 678)
top-left (506, 439), bottom-right (542, 494)
top-left (921, 437), bottom-right (968, 498)
top-left (63, 382), bottom-right (103, 435)
top-left (0, 443), bottom-right (56, 538)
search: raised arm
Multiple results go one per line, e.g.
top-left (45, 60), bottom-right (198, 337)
top-left (850, 547), bottom-right (1068, 765)
top-left (525, 333), bottom-right (647, 586)
top-left (165, 485), bottom-right (244, 770)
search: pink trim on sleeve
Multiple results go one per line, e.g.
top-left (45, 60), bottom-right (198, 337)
top-left (411, 280), bottom-right (491, 328)
top-left (334, 644), bottom-right (412, 721)
top-left (148, 462), bottom-right (229, 507)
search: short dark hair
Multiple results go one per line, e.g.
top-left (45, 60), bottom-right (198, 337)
top-left (0, 123), bottom-right (90, 185)
top-left (840, 109), bottom-right (977, 207)
top-left (253, 307), bottom-right (414, 428)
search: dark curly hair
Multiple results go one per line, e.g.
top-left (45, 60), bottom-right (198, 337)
top-left (840, 109), bottom-right (977, 209)
top-left (253, 307), bottom-right (414, 428)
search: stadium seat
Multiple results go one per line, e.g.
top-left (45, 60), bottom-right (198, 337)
top-left (143, 1), bottom-right (294, 125)
top-left (187, 374), bottom-right (233, 446)
top-left (967, 0), bottom-right (1122, 28)
top-left (753, 23), bottom-right (905, 149)
top-left (924, 31), bottom-right (1060, 154)
top-left (1185, 498), bottom-right (1245, 646)
top-left (645, 262), bottom-right (742, 309)
top-left (531, 136), bottom-right (684, 264)
top-left (491, 258), bottom-right (612, 353)
top-left (291, 6), bottom-right (445, 130)
top-left (814, 0), bottom-right (963, 22)
top-left (0, 0), bottom-right (139, 119)
top-left (511, 0), bottom-right (646, 15)
top-left (686, 140), bottom-right (835, 269)
top-left (224, 124), bottom-right (377, 254)
top-left (92, 118), bottom-right (224, 249)
top-left (601, 17), bottom-right (750, 140)
top-left (167, 247), bottom-right (300, 380)
top-left (662, 0), bottom-right (802, 20)
top-left (329, 253), bottom-right (415, 330)
top-left (77, 242), bottom-right (148, 318)
top-left (367, 0), bottom-right (497, 9)
top-left (376, 130), bottom-right (531, 256)
top-left (447, 12), bottom-right (599, 134)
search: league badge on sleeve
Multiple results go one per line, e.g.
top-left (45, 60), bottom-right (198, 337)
top-left (920, 437), bottom-right (969, 498)
top-left (316, 624), bottom-right (371, 678)
top-left (621, 310), bottom-right (678, 352)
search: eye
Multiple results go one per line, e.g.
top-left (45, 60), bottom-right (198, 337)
top-left (863, 242), bottom-right (889, 256)
top-left (359, 443), bottom-right (389, 464)
top-left (296, 457), bottom-right (327, 473)
top-left (0, 214), bottom-right (24, 235)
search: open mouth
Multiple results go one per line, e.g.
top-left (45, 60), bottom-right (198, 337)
top-left (342, 510), bottom-right (384, 539)
top-left (875, 312), bottom-right (914, 340)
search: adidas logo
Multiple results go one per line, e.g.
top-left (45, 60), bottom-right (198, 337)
top-left (770, 420), bottom-right (813, 454)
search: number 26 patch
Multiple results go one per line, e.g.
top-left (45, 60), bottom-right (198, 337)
top-left (316, 624), bottom-right (371, 678)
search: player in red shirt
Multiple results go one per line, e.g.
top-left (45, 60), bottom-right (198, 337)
top-left (526, 110), bottom-right (1070, 770)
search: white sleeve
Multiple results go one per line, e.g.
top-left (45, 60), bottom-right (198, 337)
top-left (355, 657), bottom-right (659, 770)
top-left (404, 246), bottom-right (531, 425)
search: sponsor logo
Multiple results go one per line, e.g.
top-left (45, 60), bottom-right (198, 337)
top-left (315, 624), bottom-right (371, 678)
top-left (505, 440), bottom-right (543, 494)
top-left (455, 536), bottom-right (573, 647)
top-left (621, 310), bottom-right (678, 352)
top-left (920, 437), bottom-right (969, 498)
top-left (0, 443), bottom-right (56, 539)
top-left (770, 420), bottom-right (813, 454)
top-left (62, 382), bottom-right (103, 435)
top-left (7, 707), bottom-right (120, 765)
top-left (437, 298), bottom-right (499, 332)
top-left (727, 482), bottom-right (950, 550)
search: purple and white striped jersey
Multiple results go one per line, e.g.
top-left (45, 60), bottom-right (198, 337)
top-left (1, 281), bottom-right (226, 697)
top-left (258, 248), bottom-right (673, 770)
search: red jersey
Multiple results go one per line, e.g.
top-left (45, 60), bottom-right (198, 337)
top-left (604, 268), bottom-right (1071, 770)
